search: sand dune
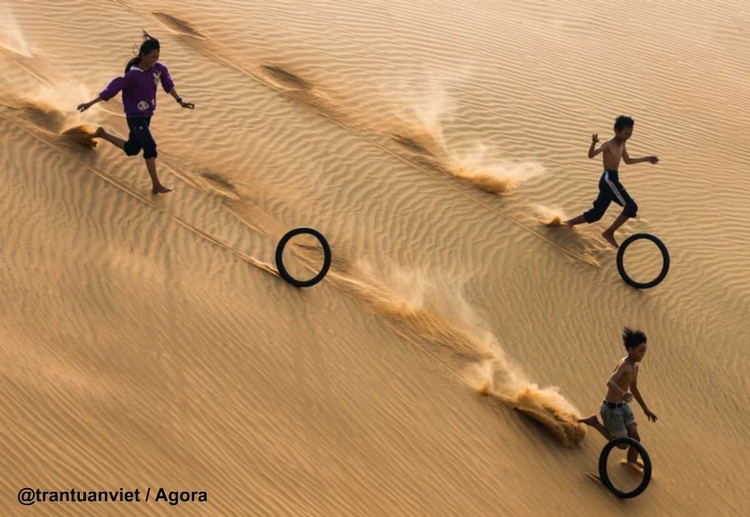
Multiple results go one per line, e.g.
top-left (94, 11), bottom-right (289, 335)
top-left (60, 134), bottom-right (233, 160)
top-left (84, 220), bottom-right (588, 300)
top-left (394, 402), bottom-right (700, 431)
top-left (1, 0), bottom-right (749, 515)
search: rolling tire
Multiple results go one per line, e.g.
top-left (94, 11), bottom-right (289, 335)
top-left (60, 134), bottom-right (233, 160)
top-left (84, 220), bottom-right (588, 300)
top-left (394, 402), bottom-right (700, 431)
top-left (598, 437), bottom-right (652, 499)
top-left (616, 233), bottom-right (670, 289)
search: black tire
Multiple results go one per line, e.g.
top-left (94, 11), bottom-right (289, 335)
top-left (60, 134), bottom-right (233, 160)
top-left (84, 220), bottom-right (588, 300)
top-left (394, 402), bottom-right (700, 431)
top-left (275, 227), bottom-right (332, 288)
top-left (598, 437), bottom-right (652, 499)
top-left (616, 233), bottom-right (670, 289)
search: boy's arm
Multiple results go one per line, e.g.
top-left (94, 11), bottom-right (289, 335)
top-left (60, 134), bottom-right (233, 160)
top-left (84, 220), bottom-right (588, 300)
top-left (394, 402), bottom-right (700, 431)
top-left (630, 367), bottom-right (658, 422)
top-left (623, 144), bottom-right (659, 165)
top-left (588, 134), bottom-right (608, 159)
top-left (607, 362), bottom-right (633, 402)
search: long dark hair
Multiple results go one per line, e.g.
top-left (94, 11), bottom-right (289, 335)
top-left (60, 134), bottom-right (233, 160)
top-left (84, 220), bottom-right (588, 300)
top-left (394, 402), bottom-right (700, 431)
top-left (124, 31), bottom-right (160, 74)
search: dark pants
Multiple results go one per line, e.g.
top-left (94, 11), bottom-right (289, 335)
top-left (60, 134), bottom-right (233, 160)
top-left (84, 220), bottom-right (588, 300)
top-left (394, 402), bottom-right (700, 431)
top-left (583, 170), bottom-right (638, 223)
top-left (123, 117), bottom-right (157, 159)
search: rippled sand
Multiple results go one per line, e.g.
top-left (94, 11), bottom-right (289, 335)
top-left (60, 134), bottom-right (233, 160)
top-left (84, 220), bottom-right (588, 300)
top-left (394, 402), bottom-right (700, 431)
top-left (1, 0), bottom-right (748, 515)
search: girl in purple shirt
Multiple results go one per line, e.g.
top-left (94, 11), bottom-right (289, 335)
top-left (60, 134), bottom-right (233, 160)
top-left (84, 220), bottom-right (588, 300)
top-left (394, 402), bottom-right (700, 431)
top-left (77, 32), bottom-right (194, 194)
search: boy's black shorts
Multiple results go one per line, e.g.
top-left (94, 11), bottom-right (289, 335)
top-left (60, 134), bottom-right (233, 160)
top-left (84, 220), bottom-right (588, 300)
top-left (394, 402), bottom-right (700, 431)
top-left (583, 170), bottom-right (638, 222)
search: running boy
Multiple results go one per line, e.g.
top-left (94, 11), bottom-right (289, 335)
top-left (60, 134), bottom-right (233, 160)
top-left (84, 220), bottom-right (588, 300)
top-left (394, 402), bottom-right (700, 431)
top-left (578, 328), bottom-right (658, 467)
top-left (565, 116), bottom-right (659, 247)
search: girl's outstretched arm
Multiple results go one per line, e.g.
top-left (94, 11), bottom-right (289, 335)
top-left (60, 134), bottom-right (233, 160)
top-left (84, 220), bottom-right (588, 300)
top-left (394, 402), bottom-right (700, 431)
top-left (77, 96), bottom-right (103, 112)
top-left (79, 73), bottom-right (132, 112)
top-left (168, 87), bottom-right (195, 109)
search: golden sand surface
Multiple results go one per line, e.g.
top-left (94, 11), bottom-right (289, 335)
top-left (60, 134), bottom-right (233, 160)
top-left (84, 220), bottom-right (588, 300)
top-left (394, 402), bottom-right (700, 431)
top-left (2, 1), bottom-right (748, 514)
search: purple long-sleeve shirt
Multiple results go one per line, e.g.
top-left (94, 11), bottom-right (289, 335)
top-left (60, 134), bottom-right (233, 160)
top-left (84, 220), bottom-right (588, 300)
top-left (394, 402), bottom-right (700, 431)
top-left (99, 62), bottom-right (175, 118)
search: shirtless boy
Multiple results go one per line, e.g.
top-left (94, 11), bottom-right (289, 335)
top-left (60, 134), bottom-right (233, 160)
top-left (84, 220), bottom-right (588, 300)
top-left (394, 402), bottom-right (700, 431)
top-left (565, 116), bottom-right (659, 248)
top-left (578, 328), bottom-right (658, 466)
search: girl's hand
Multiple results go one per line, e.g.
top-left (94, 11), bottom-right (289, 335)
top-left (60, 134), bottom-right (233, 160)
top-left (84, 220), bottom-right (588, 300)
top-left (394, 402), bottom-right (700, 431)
top-left (77, 102), bottom-right (91, 112)
top-left (179, 100), bottom-right (195, 110)
top-left (647, 156), bottom-right (659, 164)
top-left (644, 409), bottom-right (658, 422)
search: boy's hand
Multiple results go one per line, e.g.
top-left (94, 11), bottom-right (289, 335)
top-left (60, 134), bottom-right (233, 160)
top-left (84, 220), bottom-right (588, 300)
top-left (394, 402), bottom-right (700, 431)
top-left (77, 102), bottom-right (91, 112)
top-left (647, 156), bottom-right (659, 164)
top-left (622, 392), bottom-right (634, 403)
top-left (644, 409), bottom-right (658, 422)
top-left (592, 133), bottom-right (599, 144)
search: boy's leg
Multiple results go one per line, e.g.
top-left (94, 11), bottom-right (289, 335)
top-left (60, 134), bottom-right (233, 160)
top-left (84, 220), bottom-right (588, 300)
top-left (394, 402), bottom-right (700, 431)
top-left (564, 214), bottom-right (587, 227)
top-left (567, 176), bottom-right (612, 227)
top-left (626, 423), bottom-right (642, 464)
top-left (601, 175), bottom-right (638, 248)
top-left (602, 212), bottom-right (629, 248)
top-left (578, 415), bottom-right (614, 441)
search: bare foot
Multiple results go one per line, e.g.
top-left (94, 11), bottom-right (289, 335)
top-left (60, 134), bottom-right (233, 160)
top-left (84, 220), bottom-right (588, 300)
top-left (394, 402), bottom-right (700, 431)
top-left (626, 459), bottom-right (646, 470)
top-left (94, 127), bottom-right (105, 138)
top-left (152, 184), bottom-right (173, 194)
top-left (577, 415), bottom-right (599, 427)
top-left (621, 460), bottom-right (646, 476)
top-left (602, 231), bottom-right (619, 248)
